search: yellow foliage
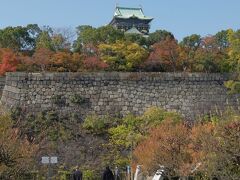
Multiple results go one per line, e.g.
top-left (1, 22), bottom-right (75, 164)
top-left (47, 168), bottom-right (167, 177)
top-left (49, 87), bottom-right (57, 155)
top-left (0, 113), bottom-right (38, 178)
top-left (99, 40), bottom-right (148, 71)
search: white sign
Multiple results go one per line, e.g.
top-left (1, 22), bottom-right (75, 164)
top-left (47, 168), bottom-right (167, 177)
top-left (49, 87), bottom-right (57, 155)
top-left (41, 156), bottom-right (58, 164)
top-left (50, 156), bottom-right (58, 164)
top-left (41, 156), bottom-right (50, 164)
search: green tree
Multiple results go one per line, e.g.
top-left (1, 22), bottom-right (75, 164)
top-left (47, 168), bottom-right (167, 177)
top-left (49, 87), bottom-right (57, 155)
top-left (124, 34), bottom-right (148, 47)
top-left (36, 31), bottom-right (54, 50)
top-left (224, 29), bottom-right (240, 93)
top-left (180, 34), bottom-right (201, 51)
top-left (73, 25), bottom-right (124, 53)
top-left (215, 29), bottom-right (230, 50)
top-left (36, 27), bottom-right (72, 52)
top-left (148, 29), bottom-right (174, 45)
top-left (227, 29), bottom-right (240, 72)
top-left (191, 35), bottom-right (229, 73)
top-left (97, 26), bottom-right (124, 44)
top-left (178, 34), bottom-right (201, 72)
top-left (99, 40), bottom-right (148, 71)
top-left (0, 25), bottom-right (41, 51)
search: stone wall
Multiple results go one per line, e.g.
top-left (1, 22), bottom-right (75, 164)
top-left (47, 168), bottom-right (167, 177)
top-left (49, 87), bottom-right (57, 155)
top-left (1, 72), bottom-right (239, 120)
top-left (0, 76), bottom-right (6, 95)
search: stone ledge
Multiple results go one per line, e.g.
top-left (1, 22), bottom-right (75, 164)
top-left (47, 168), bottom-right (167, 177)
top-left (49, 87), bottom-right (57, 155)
top-left (4, 72), bottom-right (238, 82)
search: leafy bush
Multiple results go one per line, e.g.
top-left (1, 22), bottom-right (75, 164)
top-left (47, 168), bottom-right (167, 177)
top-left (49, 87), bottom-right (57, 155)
top-left (107, 107), bottom-right (183, 168)
top-left (19, 110), bottom-right (74, 142)
top-left (69, 94), bottom-right (88, 105)
top-left (0, 113), bottom-right (38, 179)
top-left (225, 80), bottom-right (240, 94)
top-left (51, 94), bottom-right (66, 105)
top-left (83, 170), bottom-right (96, 180)
top-left (10, 106), bottom-right (23, 122)
top-left (58, 170), bottom-right (72, 180)
top-left (133, 110), bottom-right (240, 179)
top-left (82, 115), bottom-right (109, 135)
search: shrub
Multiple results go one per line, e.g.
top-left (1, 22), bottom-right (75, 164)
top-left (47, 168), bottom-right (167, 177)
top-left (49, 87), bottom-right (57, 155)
top-left (83, 170), bottom-right (96, 180)
top-left (82, 115), bottom-right (107, 135)
top-left (51, 94), bottom-right (66, 105)
top-left (69, 94), bottom-right (88, 105)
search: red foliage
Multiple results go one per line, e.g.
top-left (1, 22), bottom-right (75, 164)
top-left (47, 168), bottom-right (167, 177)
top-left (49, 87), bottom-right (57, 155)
top-left (145, 38), bottom-right (181, 71)
top-left (0, 48), bottom-right (19, 75)
top-left (18, 48), bottom-right (54, 72)
top-left (83, 56), bottom-right (108, 71)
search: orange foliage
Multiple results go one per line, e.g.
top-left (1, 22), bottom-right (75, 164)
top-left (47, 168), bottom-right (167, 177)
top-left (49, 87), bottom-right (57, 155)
top-left (83, 56), bottom-right (108, 71)
top-left (146, 38), bottom-right (181, 72)
top-left (18, 48), bottom-right (54, 72)
top-left (32, 48), bottom-right (54, 71)
top-left (52, 51), bottom-right (83, 72)
top-left (133, 120), bottom-right (191, 176)
top-left (0, 48), bottom-right (19, 75)
top-left (188, 123), bottom-right (216, 175)
top-left (0, 114), bottom-right (38, 176)
top-left (133, 118), bottom-right (240, 178)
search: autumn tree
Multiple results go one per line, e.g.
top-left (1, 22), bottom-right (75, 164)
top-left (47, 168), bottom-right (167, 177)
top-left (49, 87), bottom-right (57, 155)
top-left (192, 35), bottom-right (229, 72)
top-left (133, 110), bottom-right (240, 179)
top-left (188, 122), bottom-right (216, 178)
top-left (51, 33), bottom-right (71, 51)
top-left (82, 56), bottom-right (108, 71)
top-left (50, 51), bottom-right (83, 72)
top-left (0, 48), bottom-right (19, 75)
top-left (108, 107), bottom-right (182, 167)
top-left (145, 37), bottom-right (181, 72)
top-left (133, 120), bottom-right (191, 178)
top-left (52, 27), bottom-right (75, 51)
top-left (18, 48), bottom-right (54, 72)
top-left (99, 40), bottom-right (148, 71)
top-left (210, 118), bottom-right (240, 179)
top-left (190, 113), bottom-right (240, 180)
top-left (0, 113), bottom-right (37, 179)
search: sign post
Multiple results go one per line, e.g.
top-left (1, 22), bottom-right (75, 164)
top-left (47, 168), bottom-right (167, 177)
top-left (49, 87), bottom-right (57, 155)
top-left (41, 156), bottom-right (58, 180)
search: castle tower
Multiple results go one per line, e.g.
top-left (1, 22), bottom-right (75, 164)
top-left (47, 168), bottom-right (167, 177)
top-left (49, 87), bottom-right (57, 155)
top-left (109, 6), bottom-right (153, 35)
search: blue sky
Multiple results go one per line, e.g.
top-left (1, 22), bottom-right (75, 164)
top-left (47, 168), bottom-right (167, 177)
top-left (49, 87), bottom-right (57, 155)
top-left (0, 0), bottom-right (239, 40)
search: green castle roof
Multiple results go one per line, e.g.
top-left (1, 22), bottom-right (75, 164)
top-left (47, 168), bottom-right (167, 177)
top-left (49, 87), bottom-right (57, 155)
top-left (114, 6), bottom-right (153, 20)
top-left (125, 27), bottom-right (143, 35)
